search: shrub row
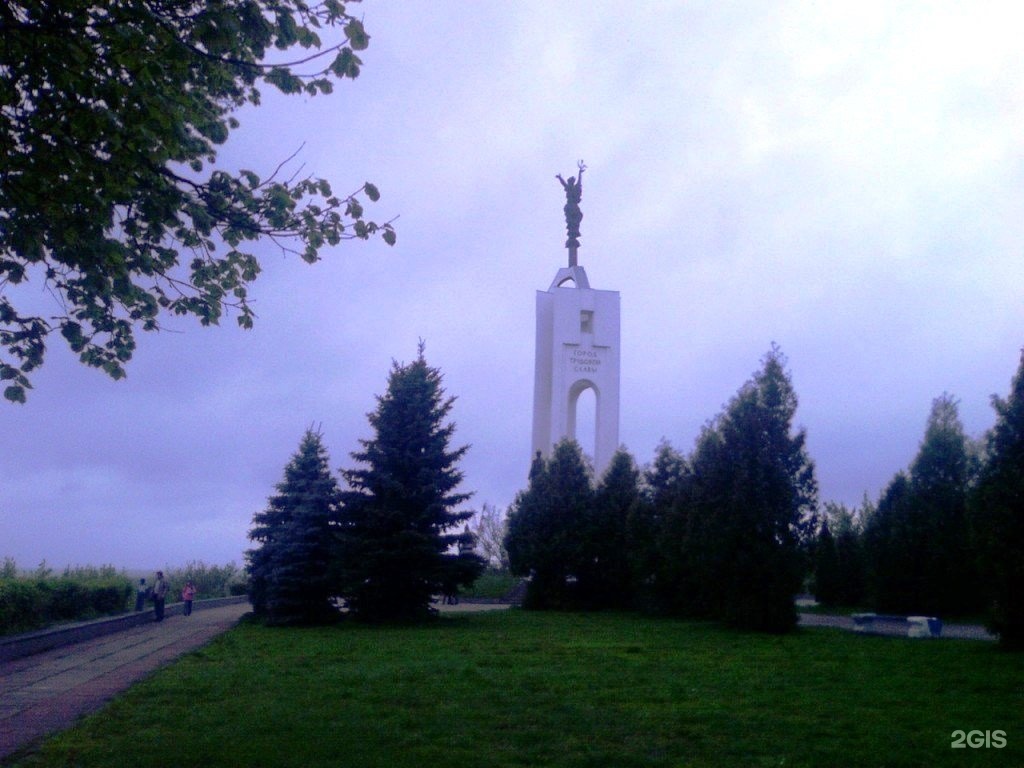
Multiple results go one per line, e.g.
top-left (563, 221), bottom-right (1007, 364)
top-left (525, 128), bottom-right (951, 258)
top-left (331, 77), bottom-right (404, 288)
top-left (0, 577), bottom-right (133, 636)
top-left (159, 561), bottom-right (245, 603)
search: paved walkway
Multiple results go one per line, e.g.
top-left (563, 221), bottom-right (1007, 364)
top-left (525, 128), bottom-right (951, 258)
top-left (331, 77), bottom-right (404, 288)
top-left (797, 612), bottom-right (996, 640)
top-left (0, 602), bottom-right (250, 762)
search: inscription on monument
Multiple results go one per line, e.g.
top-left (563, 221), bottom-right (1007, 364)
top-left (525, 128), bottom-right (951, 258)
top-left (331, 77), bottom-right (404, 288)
top-left (567, 347), bottom-right (603, 374)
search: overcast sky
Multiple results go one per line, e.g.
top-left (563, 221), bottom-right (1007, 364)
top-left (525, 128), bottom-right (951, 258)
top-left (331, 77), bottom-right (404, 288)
top-left (3, 0), bottom-right (1023, 571)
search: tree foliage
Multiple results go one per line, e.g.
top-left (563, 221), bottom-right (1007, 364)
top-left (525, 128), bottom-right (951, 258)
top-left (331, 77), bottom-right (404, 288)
top-left (862, 472), bottom-right (912, 611)
top-left (906, 394), bottom-right (980, 614)
top-left (506, 347), bottom-right (816, 633)
top-left (628, 439), bottom-right (690, 613)
top-left (577, 448), bottom-right (641, 609)
top-left (862, 394), bottom-right (981, 616)
top-left (504, 441), bottom-right (593, 610)
top-left (970, 351), bottom-right (1024, 649)
top-left (246, 429), bottom-right (343, 625)
top-left (471, 502), bottom-right (510, 571)
top-left (335, 344), bottom-right (484, 621)
top-left (683, 346), bottom-right (818, 631)
top-left (812, 519), bottom-right (841, 607)
top-left (1, 0), bottom-right (394, 402)
top-left (812, 502), bottom-right (865, 608)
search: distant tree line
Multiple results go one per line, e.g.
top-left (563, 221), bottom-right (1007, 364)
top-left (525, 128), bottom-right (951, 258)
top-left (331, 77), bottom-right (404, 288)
top-left (504, 347), bottom-right (1024, 648)
top-left (506, 346), bottom-right (816, 633)
top-left (811, 352), bottom-right (1024, 649)
top-left (246, 341), bottom-right (1023, 648)
top-left (246, 344), bottom-right (485, 625)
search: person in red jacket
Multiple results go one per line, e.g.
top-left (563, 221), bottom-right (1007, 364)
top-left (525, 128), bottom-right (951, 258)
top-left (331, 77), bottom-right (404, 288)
top-left (181, 581), bottom-right (196, 617)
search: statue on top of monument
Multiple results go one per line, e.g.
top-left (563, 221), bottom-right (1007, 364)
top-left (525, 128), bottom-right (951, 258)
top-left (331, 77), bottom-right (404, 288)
top-left (556, 160), bottom-right (586, 263)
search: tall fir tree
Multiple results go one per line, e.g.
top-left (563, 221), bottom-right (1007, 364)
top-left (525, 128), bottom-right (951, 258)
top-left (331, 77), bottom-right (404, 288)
top-left (336, 344), bottom-right (484, 621)
top-left (813, 502), bottom-right (866, 608)
top-left (970, 351), bottom-right (1024, 649)
top-left (863, 395), bottom-right (980, 615)
top-left (246, 429), bottom-right (343, 625)
top-left (812, 519), bottom-right (842, 607)
top-left (682, 422), bottom-right (732, 618)
top-left (634, 439), bottom-right (696, 615)
top-left (905, 394), bottom-right (980, 615)
top-left (689, 346), bottom-right (818, 632)
top-left (504, 440), bottom-right (593, 609)
top-left (578, 448), bottom-right (641, 609)
top-left (862, 472), bottom-right (913, 611)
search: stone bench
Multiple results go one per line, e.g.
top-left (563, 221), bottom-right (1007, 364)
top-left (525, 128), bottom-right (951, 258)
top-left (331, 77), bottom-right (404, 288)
top-left (851, 613), bottom-right (942, 638)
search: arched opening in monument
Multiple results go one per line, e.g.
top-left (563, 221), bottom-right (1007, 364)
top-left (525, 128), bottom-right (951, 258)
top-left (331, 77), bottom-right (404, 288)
top-left (556, 277), bottom-right (577, 288)
top-left (568, 382), bottom-right (597, 469)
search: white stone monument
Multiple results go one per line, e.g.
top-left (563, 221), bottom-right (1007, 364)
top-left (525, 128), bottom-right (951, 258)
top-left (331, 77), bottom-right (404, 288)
top-left (531, 164), bottom-right (620, 476)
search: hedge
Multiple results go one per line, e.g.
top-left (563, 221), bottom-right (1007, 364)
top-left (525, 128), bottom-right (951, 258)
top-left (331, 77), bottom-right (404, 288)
top-left (0, 577), bottom-right (133, 636)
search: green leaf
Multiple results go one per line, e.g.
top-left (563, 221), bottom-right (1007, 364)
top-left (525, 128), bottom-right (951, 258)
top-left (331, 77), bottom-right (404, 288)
top-left (364, 182), bottom-right (380, 202)
top-left (276, 12), bottom-right (298, 48)
top-left (4, 385), bottom-right (26, 404)
top-left (345, 19), bottom-right (370, 51)
top-left (330, 48), bottom-right (356, 78)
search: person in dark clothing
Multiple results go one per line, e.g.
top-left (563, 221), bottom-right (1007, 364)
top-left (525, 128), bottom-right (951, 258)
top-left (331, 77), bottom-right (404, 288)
top-left (152, 571), bottom-right (169, 622)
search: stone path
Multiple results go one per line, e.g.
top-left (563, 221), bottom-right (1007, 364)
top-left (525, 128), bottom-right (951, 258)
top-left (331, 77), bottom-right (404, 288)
top-left (797, 612), bottom-right (996, 640)
top-left (436, 600), bottom-right (511, 613)
top-left (0, 602), bottom-right (250, 763)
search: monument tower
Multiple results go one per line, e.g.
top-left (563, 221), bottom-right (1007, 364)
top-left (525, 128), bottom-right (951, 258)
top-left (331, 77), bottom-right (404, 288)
top-left (531, 163), bottom-right (621, 475)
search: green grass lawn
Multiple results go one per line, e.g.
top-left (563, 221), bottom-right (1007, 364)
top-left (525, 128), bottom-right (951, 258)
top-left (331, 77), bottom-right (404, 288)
top-left (459, 570), bottom-right (520, 600)
top-left (10, 610), bottom-right (1023, 768)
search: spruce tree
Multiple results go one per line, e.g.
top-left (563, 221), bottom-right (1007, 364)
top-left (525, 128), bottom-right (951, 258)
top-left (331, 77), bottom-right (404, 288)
top-left (505, 440), bottom-right (593, 609)
top-left (829, 502), bottom-right (866, 607)
top-left (905, 394), bottom-right (980, 615)
top-left (812, 520), bottom-right (842, 607)
top-left (813, 502), bottom-right (866, 608)
top-left (578, 448), bottom-right (640, 609)
top-left (682, 422), bottom-right (732, 618)
top-left (862, 472), bottom-right (913, 612)
top-left (631, 440), bottom-right (692, 613)
top-left (971, 351), bottom-right (1024, 649)
top-left (246, 429), bottom-right (343, 625)
top-left (336, 344), bottom-right (484, 621)
top-left (504, 452), bottom-right (551, 603)
top-left (691, 346), bottom-right (818, 632)
top-left (863, 396), bottom-right (980, 615)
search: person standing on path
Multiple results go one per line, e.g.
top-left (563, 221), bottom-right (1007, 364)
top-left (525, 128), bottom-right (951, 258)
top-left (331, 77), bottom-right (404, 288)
top-left (134, 578), bottom-right (148, 611)
top-left (152, 571), bottom-right (169, 622)
top-left (181, 581), bottom-right (196, 616)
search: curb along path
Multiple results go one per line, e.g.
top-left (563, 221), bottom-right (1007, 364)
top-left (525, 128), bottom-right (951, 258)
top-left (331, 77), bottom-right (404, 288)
top-left (0, 601), bottom-right (250, 762)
